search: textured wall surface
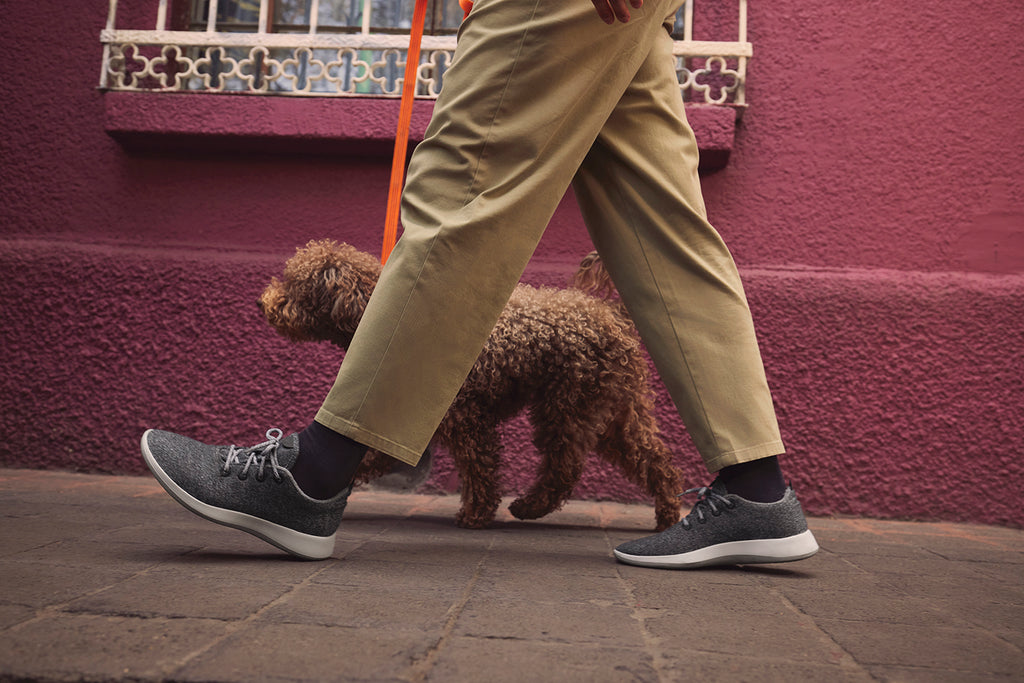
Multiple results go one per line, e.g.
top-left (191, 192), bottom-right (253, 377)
top-left (1, 0), bottom-right (1022, 527)
top-left (2, 243), bottom-right (1021, 526)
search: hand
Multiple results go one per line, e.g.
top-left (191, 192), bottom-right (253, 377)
top-left (590, 0), bottom-right (643, 24)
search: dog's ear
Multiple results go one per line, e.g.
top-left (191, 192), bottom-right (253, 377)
top-left (302, 244), bottom-right (380, 347)
top-left (327, 261), bottom-right (376, 344)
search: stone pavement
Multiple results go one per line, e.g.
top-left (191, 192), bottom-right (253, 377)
top-left (0, 468), bottom-right (1021, 683)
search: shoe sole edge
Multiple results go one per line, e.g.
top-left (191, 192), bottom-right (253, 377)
top-left (141, 430), bottom-right (335, 561)
top-left (613, 529), bottom-right (819, 569)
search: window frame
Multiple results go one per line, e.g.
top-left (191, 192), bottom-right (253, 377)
top-left (100, 0), bottom-right (752, 105)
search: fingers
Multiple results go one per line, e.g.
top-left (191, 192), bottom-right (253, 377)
top-left (590, 0), bottom-right (643, 24)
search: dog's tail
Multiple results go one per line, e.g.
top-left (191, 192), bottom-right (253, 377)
top-left (572, 251), bottom-right (633, 320)
top-left (572, 252), bottom-right (614, 298)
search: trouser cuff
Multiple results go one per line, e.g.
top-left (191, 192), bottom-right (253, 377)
top-left (314, 409), bottom-right (425, 467)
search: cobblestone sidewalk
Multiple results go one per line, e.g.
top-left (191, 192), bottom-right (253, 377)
top-left (1, 468), bottom-right (1021, 682)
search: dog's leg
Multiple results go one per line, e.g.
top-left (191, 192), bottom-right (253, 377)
top-left (351, 449), bottom-right (395, 486)
top-left (507, 408), bottom-right (599, 521)
top-left (449, 421), bottom-right (504, 529)
top-left (596, 402), bottom-right (684, 531)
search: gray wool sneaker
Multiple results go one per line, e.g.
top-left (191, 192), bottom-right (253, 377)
top-left (613, 481), bottom-right (818, 569)
top-left (141, 428), bottom-right (351, 560)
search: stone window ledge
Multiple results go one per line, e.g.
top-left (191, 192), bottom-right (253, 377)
top-left (104, 91), bottom-right (737, 170)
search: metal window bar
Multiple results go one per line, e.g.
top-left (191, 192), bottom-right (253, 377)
top-left (99, 0), bottom-right (750, 105)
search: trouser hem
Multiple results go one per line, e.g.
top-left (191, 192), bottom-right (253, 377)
top-left (704, 440), bottom-right (786, 473)
top-left (314, 410), bottom-right (424, 467)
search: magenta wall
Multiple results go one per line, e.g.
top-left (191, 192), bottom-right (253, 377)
top-left (2, 0), bottom-right (1022, 527)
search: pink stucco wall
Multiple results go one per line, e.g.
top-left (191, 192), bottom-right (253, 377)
top-left (1, 0), bottom-right (1022, 527)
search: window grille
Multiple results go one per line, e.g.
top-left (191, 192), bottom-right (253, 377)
top-left (99, 0), bottom-right (751, 105)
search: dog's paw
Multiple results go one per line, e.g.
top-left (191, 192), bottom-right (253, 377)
top-left (455, 510), bottom-right (494, 529)
top-left (507, 497), bottom-right (547, 521)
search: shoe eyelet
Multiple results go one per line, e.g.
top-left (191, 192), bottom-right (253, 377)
top-left (237, 473), bottom-right (248, 481)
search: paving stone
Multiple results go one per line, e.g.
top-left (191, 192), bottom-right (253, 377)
top-left (0, 514), bottom-right (102, 556)
top-left (814, 536), bottom-right (945, 559)
top-left (427, 637), bottom-right (656, 683)
top-left (0, 603), bottom-right (36, 630)
top-left (122, 547), bottom-right (330, 583)
top-left (341, 539), bottom-right (491, 568)
top-left (613, 562), bottom-right (765, 587)
top-left (66, 567), bottom-right (293, 620)
top-left (783, 547), bottom-right (873, 573)
top-left (313, 558), bottom-right (478, 590)
top-left (0, 612), bottom-right (227, 681)
top-left (967, 560), bottom-right (1024, 586)
top-left (840, 552), bottom-right (991, 580)
top-left (0, 560), bottom-right (137, 608)
top-left (645, 608), bottom-right (846, 664)
top-left (876, 572), bottom-right (1018, 602)
top-left (374, 515), bottom-right (498, 541)
top-left (482, 544), bottom-right (621, 577)
top-left (814, 619), bottom-right (1024, 674)
top-left (660, 650), bottom-right (875, 682)
top-left (489, 524), bottom-right (616, 550)
top-left (780, 586), bottom-right (973, 627)
top-left (749, 568), bottom-right (903, 598)
top-left (177, 621), bottom-right (430, 682)
top-left (472, 565), bottom-right (628, 605)
top-left (909, 534), bottom-right (1024, 560)
top-left (629, 576), bottom-right (801, 616)
top-left (97, 517), bottom-right (258, 548)
top-left (7, 537), bottom-right (200, 570)
top-left (260, 581), bottom-right (460, 632)
top-left (931, 547), bottom-right (1024, 566)
top-left (958, 599), bottom-right (1024, 631)
top-left (454, 596), bottom-right (645, 646)
top-left (991, 626), bottom-right (1024, 651)
top-left (866, 665), bottom-right (1021, 682)
top-left (857, 520), bottom-right (962, 535)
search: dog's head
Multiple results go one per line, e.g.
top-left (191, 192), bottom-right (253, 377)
top-left (258, 239), bottom-right (381, 349)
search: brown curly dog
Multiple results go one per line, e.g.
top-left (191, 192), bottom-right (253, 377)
top-left (258, 240), bottom-right (683, 530)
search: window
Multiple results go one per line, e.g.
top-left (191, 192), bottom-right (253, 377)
top-left (100, 0), bottom-right (751, 104)
top-left (191, 0), bottom-right (462, 35)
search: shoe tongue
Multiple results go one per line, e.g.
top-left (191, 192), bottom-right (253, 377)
top-left (709, 478), bottom-right (730, 496)
top-left (275, 433), bottom-right (300, 470)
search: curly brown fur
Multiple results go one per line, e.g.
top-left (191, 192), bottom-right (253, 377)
top-left (259, 239), bottom-right (683, 530)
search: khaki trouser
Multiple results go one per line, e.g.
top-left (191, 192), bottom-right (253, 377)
top-left (315, 0), bottom-right (784, 471)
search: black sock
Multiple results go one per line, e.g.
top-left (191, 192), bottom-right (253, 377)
top-left (293, 421), bottom-right (368, 500)
top-left (717, 456), bottom-right (786, 503)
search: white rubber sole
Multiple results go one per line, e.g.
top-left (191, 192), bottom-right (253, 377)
top-left (141, 430), bottom-right (335, 560)
top-left (613, 529), bottom-right (819, 569)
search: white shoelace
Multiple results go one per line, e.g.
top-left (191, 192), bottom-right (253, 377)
top-left (221, 428), bottom-right (287, 482)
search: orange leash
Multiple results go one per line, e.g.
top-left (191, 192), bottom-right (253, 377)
top-left (381, 0), bottom-right (431, 264)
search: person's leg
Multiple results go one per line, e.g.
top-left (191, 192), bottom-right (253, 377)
top-left (143, 0), bottom-right (690, 556)
top-left (313, 0), bottom-right (687, 466)
top-left (569, 26), bottom-right (816, 567)
top-left (572, 27), bottom-right (782, 479)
